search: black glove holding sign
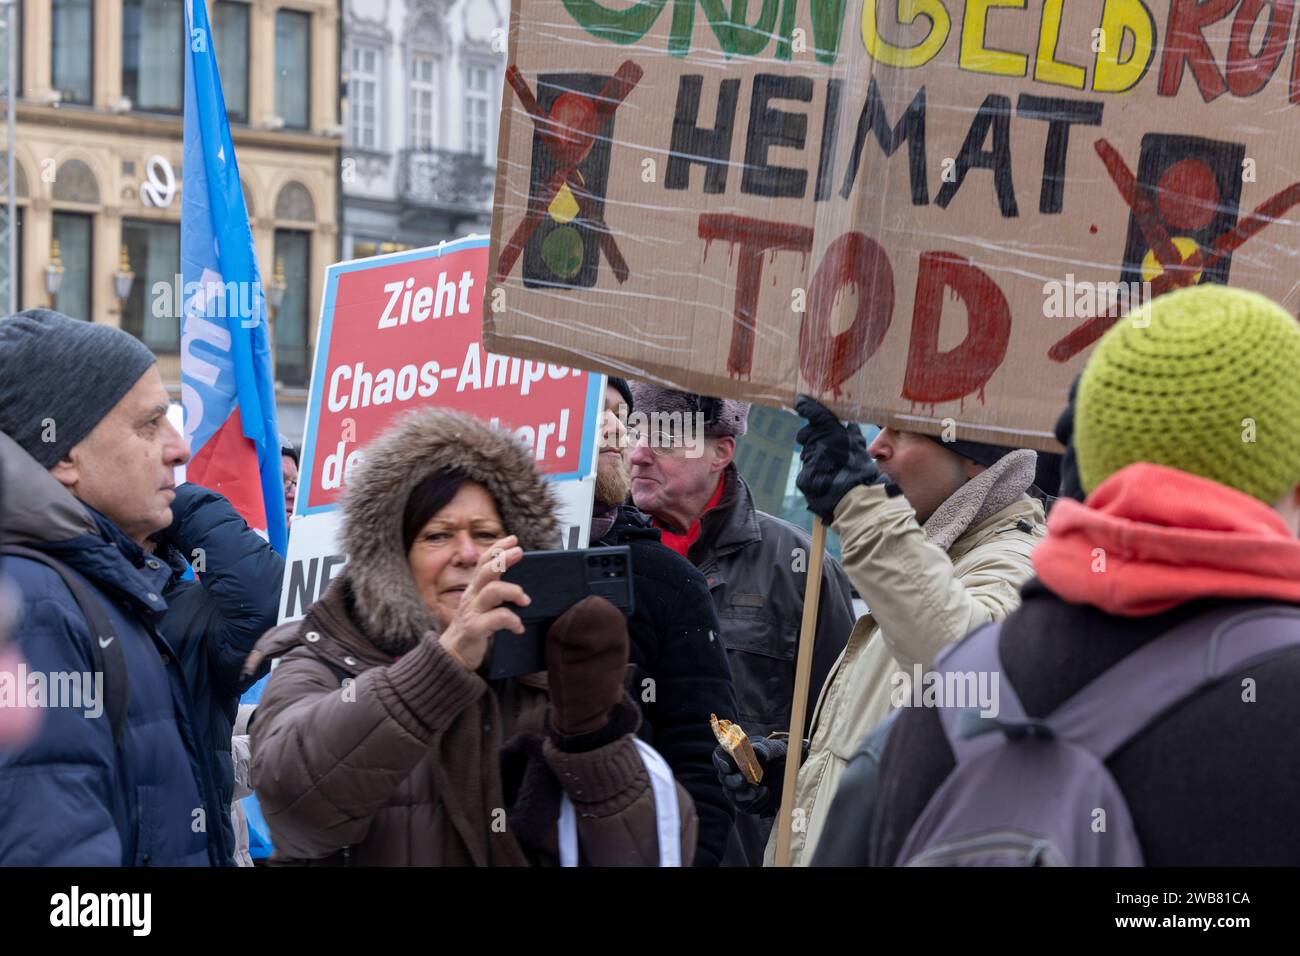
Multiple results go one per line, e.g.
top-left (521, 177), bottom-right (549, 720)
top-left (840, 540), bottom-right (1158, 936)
top-left (794, 396), bottom-right (887, 523)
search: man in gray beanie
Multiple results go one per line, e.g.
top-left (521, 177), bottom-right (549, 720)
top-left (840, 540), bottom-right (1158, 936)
top-left (0, 309), bottom-right (159, 468)
top-left (0, 309), bottom-right (230, 865)
top-left (628, 382), bottom-right (856, 867)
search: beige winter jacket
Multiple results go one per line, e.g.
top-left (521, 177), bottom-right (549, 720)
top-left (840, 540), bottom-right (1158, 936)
top-left (766, 451), bottom-right (1046, 865)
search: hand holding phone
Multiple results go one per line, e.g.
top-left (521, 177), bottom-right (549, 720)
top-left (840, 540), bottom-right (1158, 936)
top-left (437, 535), bottom-right (530, 671)
top-left (487, 547), bottom-right (635, 680)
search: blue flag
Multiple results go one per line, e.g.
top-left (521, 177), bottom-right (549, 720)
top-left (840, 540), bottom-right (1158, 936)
top-left (181, 0), bottom-right (287, 556)
top-left (181, 0), bottom-right (285, 862)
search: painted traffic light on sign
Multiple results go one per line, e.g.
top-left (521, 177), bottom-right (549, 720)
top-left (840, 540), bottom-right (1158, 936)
top-left (1119, 134), bottom-right (1246, 289)
top-left (523, 73), bottom-right (617, 289)
top-left (495, 62), bottom-right (641, 290)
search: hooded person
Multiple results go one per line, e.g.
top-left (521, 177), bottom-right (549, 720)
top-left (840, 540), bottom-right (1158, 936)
top-left (720, 395), bottom-right (1045, 867)
top-left (848, 284), bottom-right (1300, 867)
top-left (591, 377), bottom-right (739, 866)
top-left (0, 309), bottom-right (228, 865)
top-left (247, 408), bottom-right (697, 866)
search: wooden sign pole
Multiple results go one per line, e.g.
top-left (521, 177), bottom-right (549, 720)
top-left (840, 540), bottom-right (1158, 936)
top-left (774, 515), bottom-right (826, 867)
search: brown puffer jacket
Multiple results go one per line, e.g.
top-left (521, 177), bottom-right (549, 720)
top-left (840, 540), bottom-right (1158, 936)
top-left (247, 409), bottom-right (697, 866)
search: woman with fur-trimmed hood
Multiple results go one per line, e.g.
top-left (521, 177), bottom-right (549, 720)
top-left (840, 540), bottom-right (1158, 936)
top-left (247, 409), bottom-right (697, 865)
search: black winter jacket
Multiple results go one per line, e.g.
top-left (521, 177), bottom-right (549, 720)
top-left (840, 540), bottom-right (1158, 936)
top-left (594, 504), bottom-right (738, 867)
top-left (153, 484), bottom-right (280, 863)
top-left (836, 578), bottom-right (1300, 866)
top-left (688, 466), bottom-right (856, 739)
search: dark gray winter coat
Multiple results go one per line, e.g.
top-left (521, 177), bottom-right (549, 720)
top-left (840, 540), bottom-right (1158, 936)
top-left (687, 466), bottom-right (856, 739)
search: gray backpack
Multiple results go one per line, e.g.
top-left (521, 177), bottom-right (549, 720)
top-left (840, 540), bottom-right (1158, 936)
top-left (895, 603), bottom-right (1300, 866)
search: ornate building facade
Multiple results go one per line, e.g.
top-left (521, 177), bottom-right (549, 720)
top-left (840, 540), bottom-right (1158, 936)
top-left (340, 0), bottom-right (505, 260)
top-left (5, 0), bottom-right (341, 439)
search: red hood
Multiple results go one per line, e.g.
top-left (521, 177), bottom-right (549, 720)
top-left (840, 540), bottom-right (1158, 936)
top-left (1034, 463), bottom-right (1300, 616)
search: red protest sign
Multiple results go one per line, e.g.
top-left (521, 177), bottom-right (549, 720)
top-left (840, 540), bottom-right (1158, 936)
top-left (298, 237), bottom-right (602, 515)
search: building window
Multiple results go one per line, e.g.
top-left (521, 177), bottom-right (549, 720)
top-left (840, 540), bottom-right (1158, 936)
top-left (51, 212), bottom-right (92, 321)
top-left (51, 0), bottom-right (93, 104)
top-left (121, 219), bottom-right (181, 352)
top-left (214, 1), bottom-right (250, 122)
top-left (122, 0), bottom-right (184, 112)
top-left (409, 54), bottom-right (436, 148)
top-left (275, 9), bottom-right (310, 129)
top-left (464, 64), bottom-right (492, 160)
top-left (352, 239), bottom-right (412, 260)
top-left (349, 45), bottom-right (381, 150)
top-left (273, 230), bottom-right (310, 386)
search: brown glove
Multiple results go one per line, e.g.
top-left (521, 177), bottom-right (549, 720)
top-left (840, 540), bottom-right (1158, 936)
top-left (545, 595), bottom-right (629, 736)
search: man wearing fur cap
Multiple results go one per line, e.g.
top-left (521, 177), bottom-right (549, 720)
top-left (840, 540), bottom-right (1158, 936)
top-left (627, 383), bottom-right (856, 866)
top-left (590, 378), bottom-right (738, 867)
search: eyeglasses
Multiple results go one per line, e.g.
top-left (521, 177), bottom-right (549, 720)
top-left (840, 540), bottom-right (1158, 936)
top-left (625, 427), bottom-right (696, 458)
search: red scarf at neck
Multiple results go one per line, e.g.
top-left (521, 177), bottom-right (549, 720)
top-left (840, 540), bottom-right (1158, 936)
top-left (654, 474), bottom-right (726, 558)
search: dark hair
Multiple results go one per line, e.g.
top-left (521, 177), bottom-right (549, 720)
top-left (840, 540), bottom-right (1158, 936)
top-left (280, 438), bottom-right (299, 468)
top-left (607, 376), bottom-right (634, 413)
top-left (684, 392), bottom-right (720, 426)
top-left (401, 470), bottom-right (469, 553)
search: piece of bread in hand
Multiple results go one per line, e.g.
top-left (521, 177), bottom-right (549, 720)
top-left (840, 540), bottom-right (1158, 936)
top-left (711, 713), bottom-right (763, 785)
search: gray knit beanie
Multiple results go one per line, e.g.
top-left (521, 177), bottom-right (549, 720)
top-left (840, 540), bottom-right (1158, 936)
top-left (628, 382), bottom-right (749, 437)
top-left (0, 309), bottom-right (158, 468)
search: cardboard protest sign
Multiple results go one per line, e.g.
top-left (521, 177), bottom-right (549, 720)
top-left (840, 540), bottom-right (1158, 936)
top-left (485, 1), bottom-right (1300, 448)
top-left (280, 237), bottom-right (603, 623)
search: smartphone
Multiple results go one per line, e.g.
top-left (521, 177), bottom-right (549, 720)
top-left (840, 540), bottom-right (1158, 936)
top-left (486, 546), bottom-right (635, 680)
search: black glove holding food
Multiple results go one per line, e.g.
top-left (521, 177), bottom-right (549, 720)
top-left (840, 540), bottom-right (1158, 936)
top-left (711, 736), bottom-right (809, 817)
top-left (794, 395), bottom-right (884, 523)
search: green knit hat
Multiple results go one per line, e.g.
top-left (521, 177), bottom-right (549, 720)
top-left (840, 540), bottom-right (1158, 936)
top-left (1074, 285), bottom-right (1300, 504)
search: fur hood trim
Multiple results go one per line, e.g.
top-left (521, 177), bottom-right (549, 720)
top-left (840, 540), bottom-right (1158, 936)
top-left (340, 408), bottom-right (560, 654)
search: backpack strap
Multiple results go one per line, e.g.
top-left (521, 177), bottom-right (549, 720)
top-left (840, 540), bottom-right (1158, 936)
top-left (3, 544), bottom-right (129, 746)
top-left (929, 621), bottom-right (1044, 763)
top-left (1047, 603), bottom-right (1300, 759)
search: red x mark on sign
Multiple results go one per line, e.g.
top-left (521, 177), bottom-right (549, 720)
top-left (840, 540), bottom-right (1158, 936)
top-left (1049, 138), bottom-right (1300, 362)
top-left (494, 61), bottom-right (643, 285)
